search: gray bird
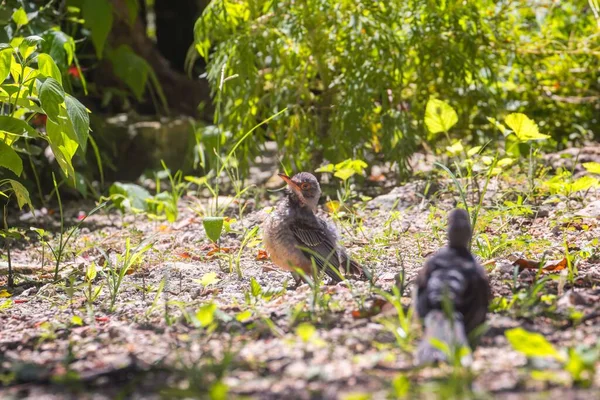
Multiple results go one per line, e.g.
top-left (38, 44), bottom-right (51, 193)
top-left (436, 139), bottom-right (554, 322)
top-left (415, 208), bottom-right (490, 365)
top-left (262, 172), bottom-right (368, 283)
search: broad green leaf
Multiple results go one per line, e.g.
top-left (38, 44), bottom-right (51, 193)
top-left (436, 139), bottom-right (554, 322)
top-left (334, 168), bottom-right (356, 181)
top-left (86, 262), bottom-right (97, 281)
top-left (0, 141), bottom-right (23, 175)
top-left (203, 216), bottom-right (224, 243)
top-left (82, 0), bottom-right (113, 58)
top-left (109, 182), bottom-right (151, 212)
top-left (315, 164), bottom-right (335, 173)
top-left (71, 315), bottom-right (83, 326)
top-left (0, 116), bottom-right (38, 144)
top-left (250, 277), bottom-right (262, 297)
top-left (12, 8), bottom-right (28, 28)
top-left (446, 140), bottom-right (463, 156)
top-left (505, 113), bottom-right (550, 142)
top-left (296, 322), bottom-right (316, 342)
top-left (334, 159), bottom-right (368, 174)
top-left (467, 146), bottom-right (482, 157)
top-left (570, 176), bottom-right (599, 193)
top-left (425, 98), bottom-right (458, 135)
top-left (41, 30), bottom-right (75, 70)
top-left (236, 310), bottom-right (252, 322)
top-left (198, 271), bottom-right (220, 287)
top-left (497, 157), bottom-right (514, 167)
top-left (505, 327), bottom-right (564, 361)
top-left (0, 47), bottom-right (12, 85)
top-left (37, 53), bottom-right (62, 84)
top-left (196, 303), bottom-right (217, 327)
top-left (108, 45), bottom-right (149, 100)
top-left (124, 0), bottom-right (139, 27)
top-left (64, 94), bottom-right (90, 151)
top-left (583, 162), bottom-right (600, 175)
top-left (0, 299), bottom-right (12, 310)
top-left (38, 78), bottom-right (65, 122)
top-left (46, 117), bottom-right (78, 178)
top-left (19, 36), bottom-right (43, 60)
top-left (5, 179), bottom-right (32, 210)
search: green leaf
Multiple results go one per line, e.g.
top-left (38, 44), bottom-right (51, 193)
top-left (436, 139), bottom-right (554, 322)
top-left (108, 182), bottom-right (151, 212)
top-left (108, 45), bottom-right (149, 100)
top-left (198, 272), bottom-right (220, 287)
top-left (334, 168), bottom-right (356, 182)
top-left (446, 140), bottom-right (464, 156)
top-left (196, 303), bottom-right (217, 327)
top-left (12, 8), bottom-right (28, 28)
top-left (0, 141), bottom-right (23, 175)
top-left (236, 310), bottom-right (252, 322)
top-left (82, 0), bottom-right (113, 59)
top-left (296, 322), bottom-right (316, 342)
top-left (203, 217), bottom-right (224, 243)
top-left (0, 115), bottom-right (38, 143)
top-left (570, 176), bottom-right (599, 193)
top-left (4, 179), bottom-right (32, 210)
top-left (71, 315), bottom-right (83, 326)
top-left (583, 162), bottom-right (600, 175)
top-left (425, 98), bottom-right (458, 135)
top-left (64, 94), bottom-right (90, 152)
top-left (505, 113), bottom-right (550, 142)
top-left (37, 53), bottom-right (62, 85)
top-left (46, 117), bottom-right (78, 178)
top-left (86, 262), bottom-right (97, 281)
top-left (41, 30), bottom-right (75, 71)
top-left (315, 164), bottom-right (335, 173)
top-left (124, 0), bottom-right (139, 27)
top-left (0, 47), bottom-right (12, 85)
top-left (505, 327), bottom-right (564, 361)
top-left (249, 277), bottom-right (262, 297)
top-left (38, 78), bottom-right (65, 122)
top-left (19, 36), bottom-right (43, 59)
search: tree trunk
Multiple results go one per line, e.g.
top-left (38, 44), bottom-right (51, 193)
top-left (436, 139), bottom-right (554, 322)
top-left (107, 0), bottom-right (212, 118)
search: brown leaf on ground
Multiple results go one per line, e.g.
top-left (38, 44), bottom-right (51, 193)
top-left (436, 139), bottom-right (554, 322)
top-left (351, 297), bottom-right (389, 319)
top-left (256, 250), bottom-right (269, 261)
top-left (513, 257), bottom-right (567, 272)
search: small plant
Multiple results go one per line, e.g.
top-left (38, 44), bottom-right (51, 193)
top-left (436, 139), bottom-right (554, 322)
top-left (316, 158), bottom-right (368, 206)
top-left (45, 175), bottom-right (105, 281)
top-left (506, 327), bottom-right (599, 388)
top-left (146, 161), bottom-right (190, 223)
top-left (82, 262), bottom-right (102, 310)
top-left (376, 284), bottom-right (415, 353)
top-left (102, 238), bottom-right (153, 312)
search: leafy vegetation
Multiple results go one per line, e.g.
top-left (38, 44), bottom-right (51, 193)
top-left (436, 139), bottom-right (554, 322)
top-left (1, 0), bottom-right (600, 398)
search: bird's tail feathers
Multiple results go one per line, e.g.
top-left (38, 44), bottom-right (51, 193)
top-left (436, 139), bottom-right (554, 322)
top-left (343, 257), bottom-right (372, 281)
top-left (416, 310), bottom-right (472, 366)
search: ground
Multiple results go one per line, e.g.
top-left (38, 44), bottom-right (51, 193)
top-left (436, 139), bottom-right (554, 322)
top-left (1, 154), bottom-right (600, 399)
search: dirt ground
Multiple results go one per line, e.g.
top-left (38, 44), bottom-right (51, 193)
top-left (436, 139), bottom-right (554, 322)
top-left (1, 167), bottom-right (600, 399)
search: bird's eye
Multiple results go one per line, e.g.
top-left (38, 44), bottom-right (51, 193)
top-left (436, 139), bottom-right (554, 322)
top-left (300, 182), bottom-right (311, 190)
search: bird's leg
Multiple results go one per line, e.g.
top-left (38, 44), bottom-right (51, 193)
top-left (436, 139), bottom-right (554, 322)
top-left (288, 272), bottom-right (303, 290)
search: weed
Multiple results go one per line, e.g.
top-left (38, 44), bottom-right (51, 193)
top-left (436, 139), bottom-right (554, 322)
top-left (102, 238), bottom-right (153, 312)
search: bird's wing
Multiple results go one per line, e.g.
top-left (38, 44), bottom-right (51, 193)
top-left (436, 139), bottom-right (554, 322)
top-left (290, 219), bottom-right (342, 282)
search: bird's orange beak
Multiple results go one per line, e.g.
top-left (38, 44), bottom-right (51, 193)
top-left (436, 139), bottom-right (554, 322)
top-left (278, 173), bottom-right (305, 203)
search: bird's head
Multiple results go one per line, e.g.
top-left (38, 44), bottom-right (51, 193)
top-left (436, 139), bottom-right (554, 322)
top-left (447, 208), bottom-right (472, 249)
top-left (278, 172), bottom-right (321, 211)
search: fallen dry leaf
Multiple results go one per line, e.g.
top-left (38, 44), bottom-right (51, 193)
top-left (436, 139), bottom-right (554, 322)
top-left (95, 316), bottom-right (110, 323)
top-left (256, 250), bottom-right (269, 261)
top-left (513, 257), bottom-right (567, 273)
top-left (14, 299), bottom-right (28, 304)
top-left (351, 298), bottom-right (389, 319)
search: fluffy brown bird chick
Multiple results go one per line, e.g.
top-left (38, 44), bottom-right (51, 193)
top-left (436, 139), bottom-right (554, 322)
top-left (262, 172), bottom-right (369, 283)
top-left (415, 208), bottom-right (490, 365)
